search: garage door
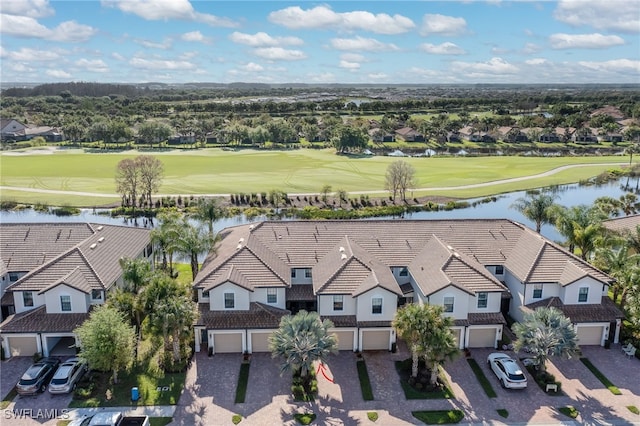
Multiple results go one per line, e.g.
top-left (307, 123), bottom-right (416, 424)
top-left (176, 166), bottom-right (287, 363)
top-left (9, 336), bottom-right (38, 357)
top-left (577, 326), bottom-right (603, 346)
top-left (333, 331), bottom-right (355, 351)
top-left (250, 332), bottom-right (272, 352)
top-left (362, 330), bottom-right (390, 351)
top-left (213, 333), bottom-right (243, 353)
top-left (468, 328), bottom-right (496, 348)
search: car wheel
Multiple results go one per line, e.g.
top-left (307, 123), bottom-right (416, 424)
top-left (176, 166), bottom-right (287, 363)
top-left (39, 384), bottom-right (46, 393)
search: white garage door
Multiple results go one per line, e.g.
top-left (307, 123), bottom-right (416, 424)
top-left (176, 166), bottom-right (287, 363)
top-left (9, 336), bottom-right (38, 357)
top-left (333, 331), bottom-right (355, 351)
top-left (213, 333), bottom-right (243, 353)
top-left (250, 332), bottom-right (272, 352)
top-left (362, 330), bottom-right (390, 351)
top-left (468, 328), bottom-right (496, 348)
top-left (577, 326), bottom-right (603, 346)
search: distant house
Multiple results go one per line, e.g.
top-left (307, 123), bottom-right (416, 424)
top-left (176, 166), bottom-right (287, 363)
top-left (395, 127), bottom-right (425, 142)
top-left (572, 128), bottom-right (599, 144)
top-left (0, 223), bottom-right (152, 358)
top-left (590, 106), bottom-right (625, 121)
top-left (368, 128), bottom-right (395, 143)
top-left (168, 134), bottom-right (196, 145)
top-left (498, 126), bottom-right (528, 143)
top-left (0, 119), bottom-right (63, 142)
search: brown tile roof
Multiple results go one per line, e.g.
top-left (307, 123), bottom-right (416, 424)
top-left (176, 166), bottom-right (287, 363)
top-left (5, 224), bottom-right (151, 294)
top-left (523, 297), bottom-right (623, 323)
top-left (602, 214), bottom-right (640, 234)
top-left (0, 305), bottom-right (89, 333)
top-left (196, 302), bottom-right (289, 329)
top-left (468, 312), bottom-right (507, 325)
top-left (323, 315), bottom-right (357, 327)
top-left (286, 285), bottom-right (315, 301)
top-left (38, 267), bottom-right (91, 295)
top-left (357, 320), bottom-right (393, 327)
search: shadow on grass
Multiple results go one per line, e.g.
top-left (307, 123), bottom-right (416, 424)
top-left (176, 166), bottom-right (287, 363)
top-left (395, 359), bottom-right (454, 399)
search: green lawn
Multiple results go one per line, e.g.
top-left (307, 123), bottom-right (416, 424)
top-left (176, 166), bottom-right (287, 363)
top-left (235, 362), bottom-right (250, 403)
top-left (356, 359), bottom-right (374, 401)
top-left (412, 410), bottom-right (464, 424)
top-left (580, 358), bottom-right (622, 395)
top-left (0, 147), bottom-right (627, 206)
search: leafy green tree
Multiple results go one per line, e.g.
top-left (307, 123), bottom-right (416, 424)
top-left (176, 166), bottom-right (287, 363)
top-left (75, 305), bottom-right (136, 384)
top-left (511, 192), bottom-right (558, 233)
top-left (268, 189), bottom-right (287, 209)
top-left (331, 126), bottom-right (368, 153)
top-left (191, 197), bottom-right (224, 235)
top-left (269, 310), bottom-right (338, 387)
top-left (513, 307), bottom-right (579, 373)
top-left (394, 304), bottom-right (457, 384)
top-left (550, 204), bottom-right (605, 254)
top-left (137, 121), bottom-right (172, 148)
top-left (385, 160), bottom-right (417, 203)
top-left (572, 222), bottom-right (603, 260)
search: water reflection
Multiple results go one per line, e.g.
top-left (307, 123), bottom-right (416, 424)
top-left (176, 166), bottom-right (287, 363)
top-left (0, 179), bottom-right (632, 243)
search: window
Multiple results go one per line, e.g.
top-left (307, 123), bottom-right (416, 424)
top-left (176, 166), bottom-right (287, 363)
top-left (305, 269), bottom-right (312, 279)
top-left (578, 287), bottom-right (589, 303)
top-left (23, 291), bottom-right (33, 307)
top-left (91, 289), bottom-right (102, 300)
top-left (291, 269), bottom-right (296, 278)
top-left (399, 267), bottom-right (408, 277)
top-left (533, 284), bottom-right (543, 299)
top-left (372, 297), bottom-right (383, 314)
top-left (9, 272), bottom-right (20, 282)
top-left (495, 265), bottom-right (504, 275)
top-left (60, 295), bottom-right (71, 312)
top-left (333, 295), bottom-right (343, 311)
top-left (202, 290), bottom-right (210, 298)
top-left (477, 292), bottom-right (488, 309)
top-left (224, 292), bottom-right (235, 309)
top-left (267, 288), bottom-right (277, 303)
top-left (443, 296), bottom-right (454, 313)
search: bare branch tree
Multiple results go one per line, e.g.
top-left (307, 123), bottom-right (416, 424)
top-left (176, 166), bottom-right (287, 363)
top-left (385, 160), bottom-right (417, 203)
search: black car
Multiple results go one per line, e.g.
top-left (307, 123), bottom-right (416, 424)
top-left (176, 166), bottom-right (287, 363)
top-left (16, 358), bottom-right (60, 395)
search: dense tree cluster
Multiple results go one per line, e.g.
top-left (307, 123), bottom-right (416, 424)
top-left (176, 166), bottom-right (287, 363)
top-left (115, 155), bottom-right (164, 213)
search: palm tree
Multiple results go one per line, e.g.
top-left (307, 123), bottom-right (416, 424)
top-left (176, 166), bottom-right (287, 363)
top-left (393, 304), bottom-right (458, 384)
top-left (594, 245), bottom-right (640, 303)
top-left (551, 204), bottom-right (605, 254)
top-left (112, 258), bottom-right (152, 337)
top-left (513, 307), bottom-right (579, 373)
top-left (152, 294), bottom-right (198, 365)
top-left (269, 310), bottom-right (338, 389)
top-left (511, 192), bottom-right (558, 233)
top-left (151, 211), bottom-right (181, 274)
top-left (191, 197), bottom-right (224, 235)
top-left (175, 220), bottom-right (217, 282)
top-left (572, 222), bottom-right (603, 260)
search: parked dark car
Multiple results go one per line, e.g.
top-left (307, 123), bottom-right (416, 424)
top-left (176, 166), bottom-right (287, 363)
top-left (48, 357), bottom-right (88, 394)
top-left (16, 357), bottom-right (60, 395)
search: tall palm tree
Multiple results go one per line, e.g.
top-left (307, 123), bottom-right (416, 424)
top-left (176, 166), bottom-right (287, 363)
top-left (152, 294), bottom-right (198, 364)
top-left (594, 245), bottom-right (640, 303)
top-left (551, 204), bottom-right (606, 254)
top-left (511, 192), bottom-right (558, 233)
top-left (513, 307), bottom-right (579, 373)
top-left (151, 211), bottom-right (181, 274)
top-left (393, 304), bottom-right (426, 378)
top-left (572, 222), bottom-right (603, 260)
top-left (175, 220), bottom-right (218, 282)
top-left (191, 197), bottom-right (224, 235)
top-left (269, 310), bottom-right (338, 388)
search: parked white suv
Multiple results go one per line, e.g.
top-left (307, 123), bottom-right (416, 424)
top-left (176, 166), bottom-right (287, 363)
top-left (487, 353), bottom-right (527, 389)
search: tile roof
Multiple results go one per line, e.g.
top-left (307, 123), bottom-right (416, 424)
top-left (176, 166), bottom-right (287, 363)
top-left (468, 312), bottom-right (507, 325)
top-left (0, 305), bottom-right (89, 333)
top-left (5, 224), bottom-right (151, 294)
top-left (286, 285), bottom-right (315, 301)
top-left (602, 214), bottom-right (640, 234)
top-left (322, 315), bottom-right (357, 327)
top-left (195, 219), bottom-right (612, 301)
top-left (196, 302), bottom-right (289, 329)
top-left (523, 297), bottom-right (623, 323)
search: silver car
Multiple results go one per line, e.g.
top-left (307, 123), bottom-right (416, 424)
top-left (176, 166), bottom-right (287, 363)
top-left (48, 357), bottom-right (88, 394)
top-left (487, 353), bottom-right (527, 389)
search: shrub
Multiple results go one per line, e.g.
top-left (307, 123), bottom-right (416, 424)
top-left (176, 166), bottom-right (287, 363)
top-left (367, 411), bottom-right (379, 422)
top-left (232, 414), bottom-right (242, 424)
top-left (294, 413), bottom-right (316, 425)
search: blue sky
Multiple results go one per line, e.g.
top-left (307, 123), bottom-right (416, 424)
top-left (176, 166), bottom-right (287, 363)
top-left (1, 0), bottom-right (638, 84)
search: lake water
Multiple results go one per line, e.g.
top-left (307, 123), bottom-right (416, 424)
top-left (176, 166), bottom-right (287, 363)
top-left (0, 179), bottom-right (630, 243)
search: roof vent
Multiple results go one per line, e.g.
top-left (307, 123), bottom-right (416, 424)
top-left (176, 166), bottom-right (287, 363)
top-left (98, 237), bottom-right (105, 243)
top-left (340, 253), bottom-right (347, 260)
top-left (447, 245), bottom-right (454, 251)
top-left (236, 244), bottom-right (242, 250)
top-left (239, 237), bottom-right (245, 243)
top-left (249, 225), bottom-right (254, 231)
top-left (97, 226), bottom-right (104, 231)
top-left (90, 243), bottom-right (97, 249)
top-left (339, 246), bottom-right (345, 252)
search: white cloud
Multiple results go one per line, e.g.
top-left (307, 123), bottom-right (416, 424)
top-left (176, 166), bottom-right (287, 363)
top-left (554, 0), bottom-right (639, 33)
top-left (5, 47), bottom-right (61, 61)
top-left (420, 14), bottom-right (467, 36)
top-left (46, 69), bottom-right (72, 78)
top-left (522, 43), bottom-right (542, 54)
top-left (129, 57), bottom-right (197, 70)
top-left (340, 53), bottom-right (365, 62)
top-left (181, 31), bottom-right (206, 42)
top-left (368, 73), bottom-right (388, 80)
top-left (75, 58), bottom-right (109, 72)
top-left (268, 5), bottom-right (414, 35)
top-left (0, 14), bottom-right (97, 42)
top-left (578, 58), bottom-right (640, 73)
top-left (134, 38), bottom-right (172, 49)
top-left (525, 58), bottom-right (548, 65)
top-left (102, 0), bottom-right (238, 27)
top-left (550, 33), bottom-right (625, 49)
top-left (452, 57), bottom-right (518, 74)
top-left (9, 63), bottom-right (35, 73)
top-left (330, 36), bottom-right (398, 52)
top-left (241, 62), bottom-right (264, 72)
top-left (307, 72), bottom-right (336, 83)
top-left (420, 42), bottom-right (465, 55)
top-left (111, 52), bottom-right (125, 61)
top-left (339, 60), bottom-right (360, 70)
top-left (252, 47), bottom-right (307, 61)
top-left (1, 0), bottom-right (54, 18)
top-left (229, 31), bottom-right (303, 47)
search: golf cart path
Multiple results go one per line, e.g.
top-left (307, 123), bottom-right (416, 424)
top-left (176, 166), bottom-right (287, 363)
top-left (0, 162), bottom-right (625, 198)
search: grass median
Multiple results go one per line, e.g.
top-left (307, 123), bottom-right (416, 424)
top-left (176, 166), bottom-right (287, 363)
top-left (580, 358), bottom-right (622, 395)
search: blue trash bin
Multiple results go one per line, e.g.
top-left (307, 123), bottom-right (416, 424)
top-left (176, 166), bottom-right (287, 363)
top-left (131, 387), bottom-right (139, 402)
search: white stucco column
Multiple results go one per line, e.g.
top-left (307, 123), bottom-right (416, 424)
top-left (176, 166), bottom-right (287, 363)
top-left (614, 319), bottom-right (621, 344)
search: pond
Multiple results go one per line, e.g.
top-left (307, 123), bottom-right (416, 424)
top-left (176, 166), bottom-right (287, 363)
top-left (0, 178), bottom-right (632, 243)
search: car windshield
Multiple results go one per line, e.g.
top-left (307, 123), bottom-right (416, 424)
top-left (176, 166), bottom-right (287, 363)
top-left (20, 365), bottom-right (43, 384)
top-left (503, 360), bottom-right (525, 381)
